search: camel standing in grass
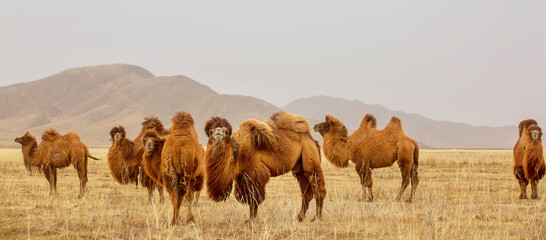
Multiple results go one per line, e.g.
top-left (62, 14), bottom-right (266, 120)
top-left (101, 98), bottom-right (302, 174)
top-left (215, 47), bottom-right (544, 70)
top-left (314, 114), bottom-right (419, 202)
top-left (133, 117), bottom-right (169, 203)
top-left (107, 126), bottom-right (140, 186)
top-left (204, 112), bottom-right (326, 222)
top-left (513, 119), bottom-right (545, 199)
top-left (141, 112), bottom-right (204, 225)
top-left (15, 129), bottom-right (99, 197)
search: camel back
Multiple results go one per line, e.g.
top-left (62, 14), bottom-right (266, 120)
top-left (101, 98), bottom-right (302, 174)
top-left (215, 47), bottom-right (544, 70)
top-left (268, 112), bottom-right (310, 133)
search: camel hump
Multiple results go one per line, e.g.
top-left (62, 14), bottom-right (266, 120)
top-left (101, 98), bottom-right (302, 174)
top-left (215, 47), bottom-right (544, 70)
top-left (171, 111), bottom-right (195, 129)
top-left (41, 129), bottom-right (61, 142)
top-left (142, 116), bottom-right (169, 135)
top-left (385, 116), bottom-right (403, 131)
top-left (359, 114), bottom-right (377, 129)
top-left (519, 119), bottom-right (538, 137)
top-left (204, 117), bottom-right (232, 137)
top-left (242, 119), bottom-right (277, 151)
top-left (269, 111), bottom-right (310, 133)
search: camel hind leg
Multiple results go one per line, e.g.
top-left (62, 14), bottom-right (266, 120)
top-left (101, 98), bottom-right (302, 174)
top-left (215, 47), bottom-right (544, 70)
top-left (294, 171), bottom-right (313, 222)
top-left (394, 157), bottom-right (412, 202)
top-left (299, 139), bottom-right (326, 220)
top-left (407, 164), bottom-right (419, 202)
top-left (76, 157), bottom-right (88, 198)
top-left (309, 171), bottom-right (326, 221)
top-left (530, 180), bottom-right (539, 199)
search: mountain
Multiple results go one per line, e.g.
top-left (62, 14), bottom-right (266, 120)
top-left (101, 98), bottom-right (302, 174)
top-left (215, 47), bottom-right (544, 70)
top-left (0, 64), bottom-right (280, 147)
top-left (282, 96), bottom-right (516, 149)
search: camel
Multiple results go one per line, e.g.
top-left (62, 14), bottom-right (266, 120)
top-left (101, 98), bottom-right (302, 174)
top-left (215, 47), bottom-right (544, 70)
top-left (141, 112), bottom-right (204, 225)
top-left (204, 112), bottom-right (326, 222)
top-left (513, 119), bottom-right (545, 199)
top-left (133, 117), bottom-right (170, 203)
top-left (314, 114), bottom-right (419, 202)
top-left (14, 129), bottom-right (99, 198)
top-left (107, 126), bottom-right (140, 186)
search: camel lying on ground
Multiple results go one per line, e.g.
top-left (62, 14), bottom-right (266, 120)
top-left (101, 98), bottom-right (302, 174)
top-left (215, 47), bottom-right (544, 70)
top-left (513, 119), bottom-right (544, 199)
top-left (15, 129), bottom-right (99, 197)
top-left (314, 114), bottom-right (419, 202)
top-left (204, 112), bottom-right (326, 222)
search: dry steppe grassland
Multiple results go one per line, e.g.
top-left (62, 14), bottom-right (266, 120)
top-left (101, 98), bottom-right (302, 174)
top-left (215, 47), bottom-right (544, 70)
top-left (0, 149), bottom-right (545, 239)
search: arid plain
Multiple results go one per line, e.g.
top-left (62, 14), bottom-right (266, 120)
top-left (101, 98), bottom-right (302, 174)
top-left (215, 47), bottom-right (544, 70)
top-left (1, 149), bottom-right (545, 239)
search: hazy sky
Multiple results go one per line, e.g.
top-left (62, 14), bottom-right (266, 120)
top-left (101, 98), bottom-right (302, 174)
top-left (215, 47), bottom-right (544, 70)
top-left (1, 1), bottom-right (545, 127)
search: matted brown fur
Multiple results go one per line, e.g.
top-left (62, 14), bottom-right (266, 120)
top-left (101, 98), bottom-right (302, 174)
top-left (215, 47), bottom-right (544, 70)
top-left (204, 111), bottom-right (326, 222)
top-left (14, 129), bottom-right (99, 198)
top-left (513, 120), bottom-right (545, 199)
top-left (107, 126), bottom-right (140, 186)
top-left (314, 114), bottom-right (419, 202)
top-left (158, 111), bottom-right (205, 225)
top-left (133, 116), bottom-right (168, 203)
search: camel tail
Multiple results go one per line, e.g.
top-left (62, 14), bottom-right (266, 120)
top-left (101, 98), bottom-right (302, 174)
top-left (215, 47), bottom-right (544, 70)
top-left (85, 147), bottom-right (100, 160)
top-left (413, 143), bottom-right (419, 168)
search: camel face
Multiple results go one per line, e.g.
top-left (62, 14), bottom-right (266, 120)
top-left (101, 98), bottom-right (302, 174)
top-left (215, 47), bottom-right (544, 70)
top-left (528, 125), bottom-right (542, 142)
top-left (213, 127), bottom-right (227, 142)
top-left (114, 132), bottom-right (122, 143)
top-left (15, 132), bottom-right (35, 145)
top-left (313, 122), bottom-right (329, 136)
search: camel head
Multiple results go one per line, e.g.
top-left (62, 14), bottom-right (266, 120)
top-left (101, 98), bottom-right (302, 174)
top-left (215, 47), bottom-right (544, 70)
top-left (15, 132), bottom-right (36, 146)
top-left (204, 117), bottom-right (233, 145)
top-left (528, 125), bottom-right (542, 142)
top-left (109, 126), bottom-right (127, 145)
top-left (314, 115), bottom-right (348, 137)
top-left (141, 130), bottom-right (165, 155)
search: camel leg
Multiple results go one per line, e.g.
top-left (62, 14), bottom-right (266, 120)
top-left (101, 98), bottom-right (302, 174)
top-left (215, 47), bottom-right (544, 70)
top-left (147, 184), bottom-right (155, 204)
top-left (395, 160), bottom-right (411, 202)
top-left (168, 187), bottom-right (183, 226)
top-left (185, 188), bottom-right (195, 223)
top-left (530, 179), bottom-right (539, 199)
top-left (77, 159), bottom-right (88, 198)
top-left (309, 171), bottom-right (326, 221)
top-left (43, 165), bottom-right (56, 195)
top-left (158, 185), bottom-right (165, 204)
top-left (356, 161), bottom-right (373, 202)
top-left (294, 172), bottom-right (313, 222)
top-left (515, 166), bottom-right (528, 199)
top-left (408, 165), bottom-right (419, 203)
top-left (193, 190), bottom-right (201, 207)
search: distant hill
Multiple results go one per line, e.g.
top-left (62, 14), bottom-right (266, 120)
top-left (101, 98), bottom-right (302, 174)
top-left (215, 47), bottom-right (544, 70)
top-left (0, 64), bottom-right (280, 147)
top-left (283, 96), bottom-right (516, 149)
top-left (1, 64), bottom-right (518, 149)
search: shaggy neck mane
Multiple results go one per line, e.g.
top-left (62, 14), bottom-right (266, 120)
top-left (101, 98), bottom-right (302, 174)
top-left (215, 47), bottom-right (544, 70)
top-left (322, 124), bottom-right (351, 168)
top-left (524, 139), bottom-right (544, 180)
top-left (206, 138), bottom-right (236, 202)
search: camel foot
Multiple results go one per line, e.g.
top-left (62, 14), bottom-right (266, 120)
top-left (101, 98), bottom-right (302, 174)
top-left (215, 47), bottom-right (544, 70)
top-left (186, 216), bottom-right (195, 223)
top-left (244, 218), bottom-right (257, 226)
top-left (531, 195), bottom-right (539, 200)
top-left (519, 195), bottom-right (528, 199)
top-left (297, 214), bottom-right (305, 222)
top-left (405, 199), bottom-right (414, 203)
top-left (310, 215), bottom-right (321, 222)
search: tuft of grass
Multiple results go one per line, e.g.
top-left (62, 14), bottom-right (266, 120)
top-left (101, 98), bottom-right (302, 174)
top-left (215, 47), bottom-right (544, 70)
top-left (0, 149), bottom-right (545, 239)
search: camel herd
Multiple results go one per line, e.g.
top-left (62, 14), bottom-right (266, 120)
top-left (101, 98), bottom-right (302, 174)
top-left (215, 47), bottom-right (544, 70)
top-left (13, 111), bottom-right (544, 225)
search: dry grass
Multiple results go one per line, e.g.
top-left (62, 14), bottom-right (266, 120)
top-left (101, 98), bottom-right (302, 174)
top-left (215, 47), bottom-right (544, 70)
top-left (1, 149), bottom-right (546, 239)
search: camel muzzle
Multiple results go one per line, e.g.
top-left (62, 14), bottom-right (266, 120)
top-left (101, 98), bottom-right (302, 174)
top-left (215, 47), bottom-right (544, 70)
top-left (14, 137), bottom-right (20, 143)
top-left (532, 131), bottom-right (539, 141)
top-left (214, 127), bottom-right (225, 141)
top-left (145, 140), bottom-right (154, 152)
top-left (114, 133), bottom-right (121, 143)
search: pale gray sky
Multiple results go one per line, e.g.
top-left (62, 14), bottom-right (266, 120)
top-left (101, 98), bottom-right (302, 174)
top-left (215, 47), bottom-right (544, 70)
top-left (1, 1), bottom-right (545, 127)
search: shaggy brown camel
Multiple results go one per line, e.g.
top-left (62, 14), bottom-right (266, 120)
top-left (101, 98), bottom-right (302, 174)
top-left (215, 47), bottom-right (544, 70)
top-left (133, 117), bottom-right (169, 203)
top-left (141, 112), bottom-right (204, 225)
top-left (513, 119), bottom-right (545, 199)
top-left (314, 114), bottom-right (419, 202)
top-left (14, 130), bottom-right (99, 198)
top-left (107, 126), bottom-right (140, 186)
top-left (204, 112), bottom-right (326, 222)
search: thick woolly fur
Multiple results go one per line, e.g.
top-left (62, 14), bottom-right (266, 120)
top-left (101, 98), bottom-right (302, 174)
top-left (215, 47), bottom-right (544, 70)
top-left (134, 117), bottom-right (168, 203)
top-left (314, 114), bottom-right (419, 202)
top-left (159, 112), bottom-right (205, 224)
top-left (513, 119), bottom-right (545, 199)
top-left (204, 112), bottom-right (326, 222)
top-left (107, 126), bottom-right (140, 186)
top-left (14, 129), bottom-right (99, 198)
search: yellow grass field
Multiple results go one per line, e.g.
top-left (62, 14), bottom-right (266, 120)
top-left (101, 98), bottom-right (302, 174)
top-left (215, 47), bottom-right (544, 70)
top-left (1, 149), bottom-right (545, 239)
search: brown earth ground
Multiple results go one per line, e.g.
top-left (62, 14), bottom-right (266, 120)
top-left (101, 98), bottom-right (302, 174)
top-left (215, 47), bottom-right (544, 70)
top-left (0, 149), bottom-right (545, 239)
